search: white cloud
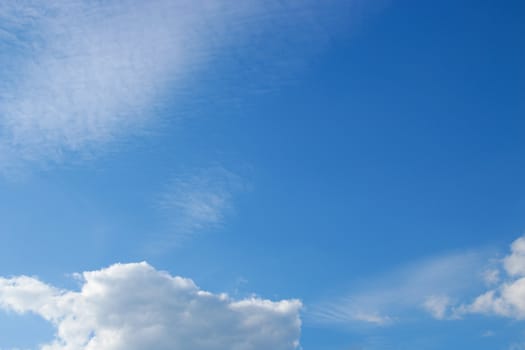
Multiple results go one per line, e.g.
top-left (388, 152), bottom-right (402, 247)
top-left (0, 1), bottom-right (231, 168)
top-left (310, 298), bottom-right (392, 326)
top-left (155, 166), bottom-right (244, 246)
top-left (504, 237), bottom-right (525, 277)
top-left (422, 295), bottom-right (452, 320)
top-left (0, 262), bottom-right (302, 350)
top-left (1, 1), bottom-right (196, 166)
top-left (0, 0), bottom-right (372, 173)
top-left (311, 234), bottom-right (525, 330)
top-left (2, 0), bottom-right (286, 170)
top-left (459, 235), bottom-right (525, 320)
top-left (310, 250), bottom-right (489, 325)
top-left (483, 268), bottom-right (501, 286)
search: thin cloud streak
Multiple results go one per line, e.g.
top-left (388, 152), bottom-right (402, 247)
top-left (309, 250), bottom-right (491, 326)
top-left (310, 236), bottom-right (525, 327)
top-left (153, 166), bottom-right (245, 248)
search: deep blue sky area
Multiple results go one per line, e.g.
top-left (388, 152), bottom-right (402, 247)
top-left (0, 1), bottom-right (524, 349)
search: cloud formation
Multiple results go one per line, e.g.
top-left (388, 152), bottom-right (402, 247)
top-left (0, 0), bottom-right (367, 172)
top-left (156, 166), bottom-right (244, 246)
top-left (1, 1), bottom-right (187, 164)
top-left (1, 1), bottom-right (267, 168)
top-left (312, 235), bottom-right (525, 328)
top-left (460, 236), bottom-right (525, 319)
top-left (0, 262), bottom-right (302, 350)
top-left (311, 250), bottom-right (489, 325)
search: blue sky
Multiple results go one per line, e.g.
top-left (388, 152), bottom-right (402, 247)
top-left (0, 1), bottom-right (525, 349)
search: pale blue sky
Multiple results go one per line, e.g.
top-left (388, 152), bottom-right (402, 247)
top-left (1, 1), bottom-right (525, 349)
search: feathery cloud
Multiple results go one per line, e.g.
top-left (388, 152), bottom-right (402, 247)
top-left (0, 0), bottom-right (370, 173)
top-left (155, 166), bottom-right (244, 246)
top-left (310, 250), bottom-right (489, 326)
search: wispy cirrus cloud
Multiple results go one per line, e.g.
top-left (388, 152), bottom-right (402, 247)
top-left (155, 166), bottom-right (245, 247)
top-left (0, 262), bottom-right (302, 350)
top-left (310, 250), bottom-right (491, 326)
top-left (2, 2), bottom-right (168, 161)
top-left (0, 0), bottom-right (379, 173)
top-left (0, 1), bottom-right (249, 168)
top-left (311, 234), bottom-right (525, 330)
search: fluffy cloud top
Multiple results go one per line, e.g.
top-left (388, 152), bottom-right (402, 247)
top-left (461, 236), bottom-right (525, 319)
top-left (0, 262), bottom-right (302, 350)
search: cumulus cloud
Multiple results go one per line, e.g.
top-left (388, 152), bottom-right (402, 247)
top-left (0, 262), bottom-right (302, 350)
top-left (459, 236), bottom-right (525, 319)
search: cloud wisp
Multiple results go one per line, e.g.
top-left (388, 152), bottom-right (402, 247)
top-left (154, 166), bottom-right (244, 247)
top-left (0, 0), bottom-right (263, 170)
top-left (310, 250), bottom-right (491, 326)
top-left (0, 262), bottom-right (302, 350)
top-left (311, 234), bottom-right (525, 329)
top-left (0, 0), bottom-right (375, 173)
top-left (1, 1), bottom-right (187, 167)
